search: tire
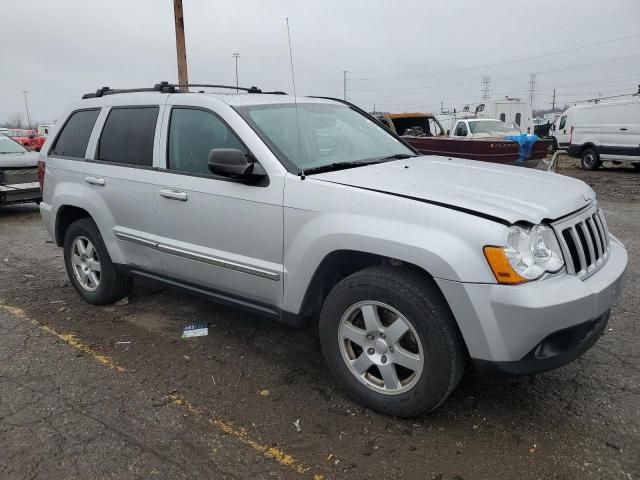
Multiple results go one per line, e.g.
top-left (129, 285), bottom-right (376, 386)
top-left (319, 266), bottom-right (465, 417)
top-left (632, 163), bottom-right (640, 171)
top-left (63, 218), bottom-right (131, 305)
top-left (581, 148), bottom-right (601, 170)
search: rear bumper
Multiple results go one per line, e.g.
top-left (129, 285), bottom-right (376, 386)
top-left (436, 237), bottom-right (627, 373)
top-left (0, 182), bottom-right (41, 205)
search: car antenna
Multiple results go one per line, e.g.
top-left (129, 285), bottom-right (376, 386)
top-left (286, 17), bottom-right (305, 180)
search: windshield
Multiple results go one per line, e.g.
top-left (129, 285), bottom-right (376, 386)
top-left (237, 102), bottom-right (414, 172)
top-left (467, 120), bottom-right (520, 135)
top-left (0, 135), bottom-right (28, 154)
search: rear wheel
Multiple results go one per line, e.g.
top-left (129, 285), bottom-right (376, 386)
top-left (63, 218), bottom-right (131, 305)
top-left (581, 148), bottom-right (601, 170)
top-left (319, 266), bottom-right (465, 417)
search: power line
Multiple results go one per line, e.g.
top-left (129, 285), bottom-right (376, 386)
top-left (351, 32), bottom-right (640, 81)
top-left (347, 55), bottom-right (640, 100)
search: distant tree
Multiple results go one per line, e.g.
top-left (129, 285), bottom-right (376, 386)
top-left (533, 104), bottom-right (572, 117)
top-left (4, 112), bottom-right (25, 129)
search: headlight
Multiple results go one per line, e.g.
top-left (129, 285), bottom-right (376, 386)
top-left (484, 224), bottom-right (564, 284)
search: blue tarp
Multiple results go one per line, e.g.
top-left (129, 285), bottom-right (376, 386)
top-left (505, 134), bottom-right (540, 160)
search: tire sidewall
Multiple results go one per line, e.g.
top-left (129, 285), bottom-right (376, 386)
top-left (320, 273), bottom-right (459, 416)
top-left (581, 148), bottom-right (600, 170)
top-left (63, 219), bottom-right (120, 304)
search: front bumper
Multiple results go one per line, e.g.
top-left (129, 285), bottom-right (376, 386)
top-left (436, 237), bottom-right (627, 375)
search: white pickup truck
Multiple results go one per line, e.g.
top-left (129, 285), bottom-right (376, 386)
top-left (450, 118), bottom-right (520, 138)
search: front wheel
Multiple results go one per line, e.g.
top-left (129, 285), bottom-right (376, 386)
top-left (319, 266), bottom-right (465, 417)
top-left (63, 218), bottom-right (131, 305)
top-left (581, 148), bottom-right (601, 170)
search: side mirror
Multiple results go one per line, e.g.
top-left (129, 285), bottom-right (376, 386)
top-left (208, 148), bottom-right (266, 181)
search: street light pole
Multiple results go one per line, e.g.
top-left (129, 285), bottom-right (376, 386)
top-left (343, 70), bottom-right (347, 101)
top-left (233, 53), bottom-right (240, 92)
top-left (173, 0), bottom-right (189, 91)
top-left (22, 90), bottom-right (31, 129)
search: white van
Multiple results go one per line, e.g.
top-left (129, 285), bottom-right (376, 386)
top-left (565, 96), bottom-right (640, 170)
top-left (551, 110), bottom-right (572, 150)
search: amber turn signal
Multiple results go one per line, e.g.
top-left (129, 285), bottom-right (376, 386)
top-left (483, 246), bottom-right (527, 285)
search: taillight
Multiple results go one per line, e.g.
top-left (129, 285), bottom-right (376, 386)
top-left (37, 160), bottom-right (45, 192)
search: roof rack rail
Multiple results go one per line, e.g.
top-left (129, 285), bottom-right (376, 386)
top-left (81, 82), bottom-right (175, 99)
top-left (82, 81), bottom-right (286, 99)
top-left (171, 84), bottom-right (287, 95)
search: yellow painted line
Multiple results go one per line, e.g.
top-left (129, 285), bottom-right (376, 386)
top-left (1, 302), bottom-right (324, 478)
top-left (0, 303), bottom-right (125, 372)
top-left (169, 394), bottom-right (325, 479)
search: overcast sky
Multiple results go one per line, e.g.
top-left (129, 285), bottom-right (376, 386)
top-left (1, 0), bottom-right (639, 124)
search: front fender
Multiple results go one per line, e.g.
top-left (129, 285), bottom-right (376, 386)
top-left (282, 204), bottom-right (506, 314)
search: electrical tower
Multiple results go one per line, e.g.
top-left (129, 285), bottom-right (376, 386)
top-left (528, 73), bottom-right (537, 112)
top-left (481, 76), bottom-right (491, 101)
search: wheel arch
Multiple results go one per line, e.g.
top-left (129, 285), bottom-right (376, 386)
top-left (580, 142), bottom-right (598, 156)
top-left (55, 205), bottom-right (92, 246)
top-left (295, 249), bottom-right (446, 323)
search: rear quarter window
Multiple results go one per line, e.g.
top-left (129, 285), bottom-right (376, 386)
top-left (50, 109), bottom-right (100, 158)
top-left (97, 107), bottom-right (159, 167)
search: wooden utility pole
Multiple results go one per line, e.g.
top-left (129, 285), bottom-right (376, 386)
top-left (173, 0), bottom-right (189, 91)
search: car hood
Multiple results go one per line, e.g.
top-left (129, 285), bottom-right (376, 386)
top-left (0, 150), bottom-right (39, 169)
top-left (311, 156), bottom-right (595, 224)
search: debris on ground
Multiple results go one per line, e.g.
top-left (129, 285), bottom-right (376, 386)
top-left (293, 418), bottom-right (301, 433)
top-left (181, 322), bottom-right (209, 339)
top-left (115, 297), bottom-right (129, 306)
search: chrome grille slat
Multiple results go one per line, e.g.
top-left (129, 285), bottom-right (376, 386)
top-left (579, 222), bottom-right (596, 271)
top-left (552, 203), bottom-right (610, 280)
top-left (594, 213), bottom-right (608, 252)
top-left (569, 226), bottom-right (586, 273)
top-left (597, 209), bottom-right (610, 249)
top-left (587, 217), bottom-right (603, 258)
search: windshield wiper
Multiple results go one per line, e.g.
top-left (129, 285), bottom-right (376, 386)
top-left (303, 154), bottom-right (417, 176)
top-left (303, 161), bottom-right (380, 175)
top-left (375, 153), bottom-right (417, 161)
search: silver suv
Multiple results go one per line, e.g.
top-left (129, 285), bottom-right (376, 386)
top-left (39, 83), bottom-right (627, 417)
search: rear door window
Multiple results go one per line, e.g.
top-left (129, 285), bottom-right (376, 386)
top-left (515, 113), bottom-right (521, 127)
top-left (50, 109), bottom-right (100, 158)
top-left (97, 107), bottom-right (159, 167)
top-left (167, 107), bottom-right (248, 175)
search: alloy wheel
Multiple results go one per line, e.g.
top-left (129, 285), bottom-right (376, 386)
top-left (338, 301), bottom-right (424, 395)
top-left (70, 236), bottom-right (101, 291)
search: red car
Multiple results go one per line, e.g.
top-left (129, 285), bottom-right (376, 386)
top-left (3, 129), bottom-right (46, 151)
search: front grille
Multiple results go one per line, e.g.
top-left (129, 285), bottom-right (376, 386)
top-left (553, 203), bottom-right (610, 279)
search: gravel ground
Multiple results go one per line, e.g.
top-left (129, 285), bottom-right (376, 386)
top-left (0, 161), bottom-right (638, 480)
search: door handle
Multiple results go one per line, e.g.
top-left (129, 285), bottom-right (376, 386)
top-left (85, 176), bottom-right (105, 186)
top-left (160, 188), bottom-right (188, 201)
top-left (620, 127), bottom-right (627, 131)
